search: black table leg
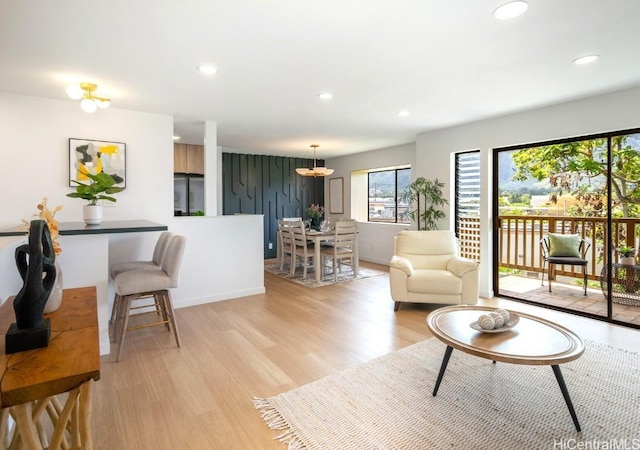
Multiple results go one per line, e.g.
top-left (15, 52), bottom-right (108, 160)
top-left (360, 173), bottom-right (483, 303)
top-left (552, 365), bottom-right (581, 432)
top-left (433, 345), bottom-right (453, 396)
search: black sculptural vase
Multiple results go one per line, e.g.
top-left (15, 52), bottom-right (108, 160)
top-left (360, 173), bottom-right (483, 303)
top-left (6, 220), bottom-right (56, 353)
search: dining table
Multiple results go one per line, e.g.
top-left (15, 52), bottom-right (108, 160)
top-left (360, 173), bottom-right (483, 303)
top-left (305, 229), bottom-right (359, 283)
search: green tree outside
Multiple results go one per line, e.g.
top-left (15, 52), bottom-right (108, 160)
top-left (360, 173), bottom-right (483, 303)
top-left (510, 134), bottom-right (640, 218)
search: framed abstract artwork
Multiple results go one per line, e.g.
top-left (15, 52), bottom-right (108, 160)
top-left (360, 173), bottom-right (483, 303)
top-left (68, 138), bottom-right (126, 188)
top-left (329, 177), bottom-right (344, 214)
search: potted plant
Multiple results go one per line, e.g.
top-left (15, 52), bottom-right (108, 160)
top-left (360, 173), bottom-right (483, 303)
top-left (399, 177), bottom-right (448, 230)
top-left (618, 245), bottom-right (636, 265)
top-left (67, 171), bottom-right (124, 225)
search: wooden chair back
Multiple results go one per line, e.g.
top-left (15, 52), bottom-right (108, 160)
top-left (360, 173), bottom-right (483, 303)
top-left (332, 220), bottom-right (357, 250)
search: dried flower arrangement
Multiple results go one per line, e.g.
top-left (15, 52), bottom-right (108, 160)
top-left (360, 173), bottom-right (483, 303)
top-left (21, 198), bottom-right (63, 255)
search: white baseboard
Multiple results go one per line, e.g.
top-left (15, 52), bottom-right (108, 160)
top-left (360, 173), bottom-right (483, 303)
top-left (173, 287), bottom-right (266, 309)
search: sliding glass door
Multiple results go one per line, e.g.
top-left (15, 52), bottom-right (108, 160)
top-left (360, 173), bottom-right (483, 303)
top-left (494, 129), bottom-right (640, 328)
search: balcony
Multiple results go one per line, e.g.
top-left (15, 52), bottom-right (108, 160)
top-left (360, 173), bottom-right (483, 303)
top-left (458, 216), bottom-right (640, 326)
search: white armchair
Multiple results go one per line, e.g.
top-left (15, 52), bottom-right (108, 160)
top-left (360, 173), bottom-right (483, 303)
top-left (389, 230), bottom-right (479, 311)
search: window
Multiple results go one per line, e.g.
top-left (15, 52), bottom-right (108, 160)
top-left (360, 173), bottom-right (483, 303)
top-left (455, 150), bottom-right (481, 262)
top-left (368, 167), bottom-right (411, 223)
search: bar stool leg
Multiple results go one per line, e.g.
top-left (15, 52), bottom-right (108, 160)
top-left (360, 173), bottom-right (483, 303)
top-left (109, 293), bottom-right (120, 325)
top-left (113, 293), bottom-right (126, 344)
top-left (116, 296), bottom-right (133, 362)
top-left (162, 291), bottom-right (181, 347)
top-left (155, 293), bottom-right (171, 330)
top-left (110, 293), bottom-right (121, 343)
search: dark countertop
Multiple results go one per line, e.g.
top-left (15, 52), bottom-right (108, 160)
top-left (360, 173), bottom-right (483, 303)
top-left (0, 220), bottom-right (168, 237)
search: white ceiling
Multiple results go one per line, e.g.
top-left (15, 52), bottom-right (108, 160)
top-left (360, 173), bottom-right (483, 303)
top-left (2, 1), bottom-right (640, 158)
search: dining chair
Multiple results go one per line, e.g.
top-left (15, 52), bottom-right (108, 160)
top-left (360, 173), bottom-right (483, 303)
top-left (321, 220), bottom-right (358, 281)
top-left (290, 221), bottom-right (315, 279)
top-left (277, 219), bottom-right (299, 271)
top-left (112, 235), bottom-right (186, 361)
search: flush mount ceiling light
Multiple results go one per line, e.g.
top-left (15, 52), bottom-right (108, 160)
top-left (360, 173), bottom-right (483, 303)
top-left (493, 1), bottom-right (528, 20)
top-left (296, 144), bottom-right (334, 177)
top-left (198, 65), bottom-right (217, 75)
top-left (65, 82), bottom-right (110, 113)
top-left (317, 92), bottom-right (333, 100)
top-left (572, 54), bottom-right (599, 65)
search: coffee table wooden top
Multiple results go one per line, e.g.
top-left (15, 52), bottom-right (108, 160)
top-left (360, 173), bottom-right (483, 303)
top-left (426, 305), bottom-right (584, 365)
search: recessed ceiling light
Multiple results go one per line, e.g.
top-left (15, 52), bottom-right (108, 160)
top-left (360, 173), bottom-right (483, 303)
top-left (173, 135), bottom-right (181, 141)
top-left (318, 92), bottom-right (333, 100)
top-left (397, 110), bottom-right (410, 117)
top-left (572, 54), bottom-right (599, 65)
top-left (493, 1), bottom-right (528, 20)
top-left (198, 65), bottom-right (217, 75)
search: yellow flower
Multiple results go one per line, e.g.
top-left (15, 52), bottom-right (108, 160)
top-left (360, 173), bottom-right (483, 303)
top-left (21, 197), bottom-right (63, 255)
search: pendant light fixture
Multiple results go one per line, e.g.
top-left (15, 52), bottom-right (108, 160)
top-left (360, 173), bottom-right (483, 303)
top-left (296, 145), bottom-right (334, 177)
top-left (65, 82), bottom-right (111, 113)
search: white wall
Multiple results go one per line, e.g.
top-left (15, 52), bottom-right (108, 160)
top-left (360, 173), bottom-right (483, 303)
top-left (415, 85), bottom-right (640, 298)
top-left (325, 143), bottom-right (415, 264)
top-left (0, 93), bottom-right (265, 353)
top-left (0, 92), bottom-right (173, 226)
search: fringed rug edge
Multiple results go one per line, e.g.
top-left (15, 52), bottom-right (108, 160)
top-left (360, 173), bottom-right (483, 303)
top-left (253, 397), bottom-right (308, 450)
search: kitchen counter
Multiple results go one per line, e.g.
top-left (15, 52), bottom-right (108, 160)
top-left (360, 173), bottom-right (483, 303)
top-left (0, 220), bottom-right (168, 355)
top-left (0, 219), bottom-right (167, 237)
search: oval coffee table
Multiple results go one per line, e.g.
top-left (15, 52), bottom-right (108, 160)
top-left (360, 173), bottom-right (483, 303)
top-left (426, 305), bottom-right (585, 431)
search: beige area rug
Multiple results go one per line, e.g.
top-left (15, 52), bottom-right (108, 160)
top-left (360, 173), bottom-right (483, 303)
top-left (264, 263), bottom-right (386, 288)
top-left (254, 338), bottom-right (639, 449)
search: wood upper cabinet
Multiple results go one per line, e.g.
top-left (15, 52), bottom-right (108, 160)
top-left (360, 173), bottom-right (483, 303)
top-left (174, 144), bottom-right (188, 173)
top-left (174, 144), bottom-right (204, 174)
top-left (186, 145), bottom-right (204, 175)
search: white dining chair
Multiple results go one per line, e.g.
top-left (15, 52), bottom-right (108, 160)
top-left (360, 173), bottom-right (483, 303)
top-left (278, 219), bottom-right (299, 270)
top-left (321, 220), bottom-right (358, 281)
top-left (290, 221), bottom-right (315, 279)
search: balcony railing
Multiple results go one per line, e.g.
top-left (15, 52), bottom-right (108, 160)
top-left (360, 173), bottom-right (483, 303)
top-left (458, 215), bottom-right (640, 283)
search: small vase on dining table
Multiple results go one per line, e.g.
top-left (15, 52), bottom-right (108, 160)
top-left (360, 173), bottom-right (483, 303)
top-left (310, 216), bottom-right (322, 231)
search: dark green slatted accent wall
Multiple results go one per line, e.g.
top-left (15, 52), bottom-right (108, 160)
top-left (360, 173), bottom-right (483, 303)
top-left (223, 152), bottom-right (324, 259)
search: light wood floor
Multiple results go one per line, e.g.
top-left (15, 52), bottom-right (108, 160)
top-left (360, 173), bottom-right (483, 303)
top-left (92, 261), bottom-right (640, 449)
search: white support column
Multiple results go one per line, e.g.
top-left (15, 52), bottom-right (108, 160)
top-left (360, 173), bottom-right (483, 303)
top-left (203, 121), bottom-right (220, 216)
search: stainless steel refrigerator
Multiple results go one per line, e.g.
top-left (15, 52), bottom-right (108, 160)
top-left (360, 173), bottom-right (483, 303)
top-left (174, 174), bottom-right (204, 216)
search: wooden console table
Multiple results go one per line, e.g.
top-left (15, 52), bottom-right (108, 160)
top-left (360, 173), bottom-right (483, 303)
top-left (0, 286), bottom-right (100, 449)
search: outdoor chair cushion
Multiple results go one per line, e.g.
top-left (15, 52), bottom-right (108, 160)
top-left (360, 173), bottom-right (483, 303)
top-left (548, 233), bottom-right (581, 257)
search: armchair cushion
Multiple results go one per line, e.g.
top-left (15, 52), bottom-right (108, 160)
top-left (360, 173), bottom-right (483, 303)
top-left (447, 256), bottom-right (479, 278)
top-left (394, 230), bottom-right (456, 270)
top-left (390, 256), bottom-right (413, 276)
top-left (407, 269), bottom-right (462, 295)
top-left (548, 233), bottom-right (581, 257)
